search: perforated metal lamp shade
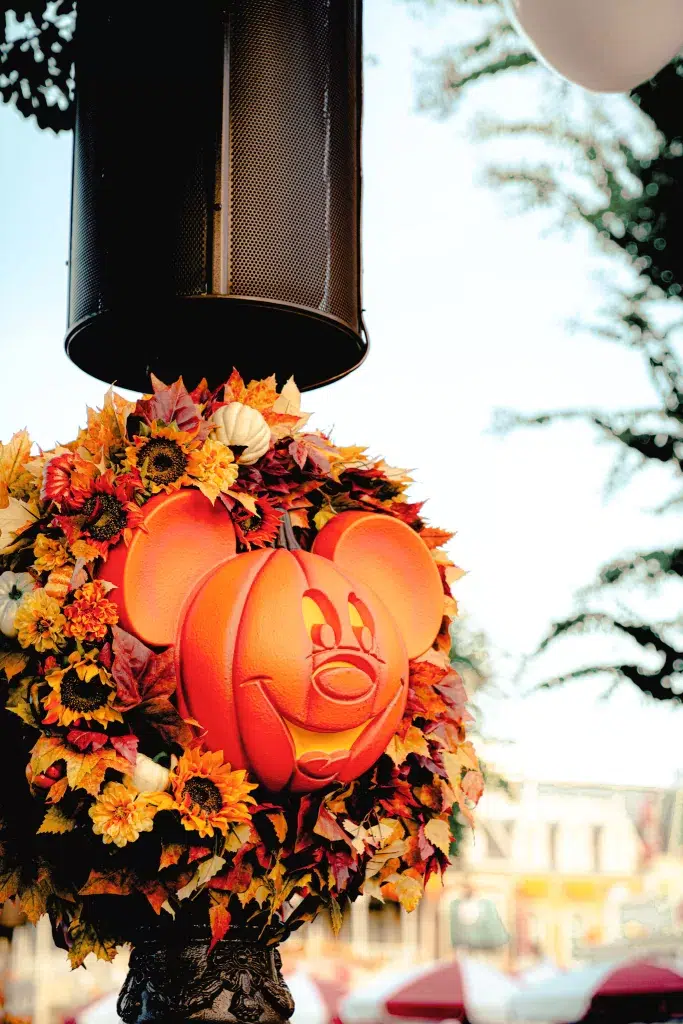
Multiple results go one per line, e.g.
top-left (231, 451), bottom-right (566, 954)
top-left (65, 1), bottom-right (366, 394)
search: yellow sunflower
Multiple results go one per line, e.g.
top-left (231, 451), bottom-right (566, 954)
top-left (14, 589), bottom-right (66, 652)
top-left (89, 779), bottom-right (157, 847)
top-left (151, 748), bottom-right (256, 839)
top-left (186, 438), bottom-right (239, 503)
top-left (43, 650), bottom-right (123, 728)
top-left (125, 425), bottom-right (199, 494)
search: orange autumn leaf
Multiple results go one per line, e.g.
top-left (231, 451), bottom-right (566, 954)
top-left (79, 869), bottom-right (136, 896)
top-left (461, 769), bottom-right (484, 804)
top-left (209, 894), bottom-right (232, 951)
top-left (419, 527), bottom-right (454, 550)
top-left (140, 879), bottom-right (169, 915)
top-left (243, 375), bottom-right (280, 411)
top-left (160, 844), bottom-right (186, 870)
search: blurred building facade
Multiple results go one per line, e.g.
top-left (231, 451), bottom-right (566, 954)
top-left (296, 777), bottom-right (683, 975)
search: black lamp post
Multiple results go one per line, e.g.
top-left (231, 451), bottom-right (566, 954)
top-left (65, 0), bottom-right (365, 394)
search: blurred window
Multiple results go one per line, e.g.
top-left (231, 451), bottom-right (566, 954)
top-left (592, 824), bottom-right (604, 872)
top-left (367, 896), bottom-right (400, 945)
top-left (549, 823), bottom-right (559, 870)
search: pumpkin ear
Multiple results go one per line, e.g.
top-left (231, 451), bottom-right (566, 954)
top-left (99, 490), bottom-right (236, 648)
top-left (311, 511), bottom-right (444, 660)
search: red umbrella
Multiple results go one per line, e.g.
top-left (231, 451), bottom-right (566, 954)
top-left (385, 960), bottom-right (466, 1021)
top-left (510, 958), bottom-right (683, 1024)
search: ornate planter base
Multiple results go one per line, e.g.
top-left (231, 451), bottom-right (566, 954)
top-left (117, 933), bottom-right (295, 1024)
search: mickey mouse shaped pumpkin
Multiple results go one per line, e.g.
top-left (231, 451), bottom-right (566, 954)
top-left (101, 501), bottom-right (444, 793)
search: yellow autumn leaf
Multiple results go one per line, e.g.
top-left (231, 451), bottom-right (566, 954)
top-left (226, 489), bottom-right (258, 515)
top-left (237, 877), bottom-right (270, 908)
top-left (176, 855), bottom-right (226, 901)
top-left (392, 874), bottom-right (424, 913)
top-left (313, 505), bottom-right (336, 531)
top-left (361, 876), bottom-right (384, 901)
top-left (0, 430), bottom-right (32, 493)
top-left (404, 725), bottom-right (431, 758)
top-left (442, 751), bottom-right (464, 791)
top-left (424, 818), bottom-right (452, 856)
top-left (384, 734), bottom-right (407, 766)
top-left (0, 651), bottom-right (28, 682)
top-left (457, 741), bottom-right (479, 772)
top-left (266, 811), bottom-right (288, 844)
top-left (365, 839), bottom-right (409, 880)
top-left (0, 497), bottom-right (35, 551)
top-left (19, 869), bottom-right (52, 924)
top-left (272, 377), bottom-right (302, 416)
top-left (328, 897), bottom-right (344, 936)
top-left (38, 806), bottom-right (76, 835)
top-left (225, 822), bottom-right (253, 853)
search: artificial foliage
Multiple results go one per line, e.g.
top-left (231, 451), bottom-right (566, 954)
top-left (0, 372), bottom-right (481, 966)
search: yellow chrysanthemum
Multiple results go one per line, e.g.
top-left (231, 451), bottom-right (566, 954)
top-left (187, 438), bottom-right (239, 503)
top-left (43, 650), bottom-right (122, 728)
top-left (151, 748), bottom-right (256, 839)
top-left (14, 589), bottom-right (66, 652)
top-left (89, 779), bottom-right (157, 848)
top-left (33, 534), bottom-right (70, 573)
top-left (125, 425), bottom-right (198, 494)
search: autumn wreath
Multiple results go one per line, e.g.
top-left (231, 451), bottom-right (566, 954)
top-left (0, 372), bottom-right (482, 967)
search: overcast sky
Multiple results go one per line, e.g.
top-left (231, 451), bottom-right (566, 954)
top-left (1, 0), bottom-right (681, 788)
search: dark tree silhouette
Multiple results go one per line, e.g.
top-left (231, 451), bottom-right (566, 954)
top-left (1, 2), bottom-right (75, 130)
top-left (406, 0), bottom-right (683, 701)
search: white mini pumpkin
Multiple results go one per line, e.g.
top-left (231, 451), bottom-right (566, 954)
top-left (131, 753), bottom-right (171, 794)
top-left (210, 402), bottom-right (271, 465)
top-left (0, 571), bottom-right (35, 638)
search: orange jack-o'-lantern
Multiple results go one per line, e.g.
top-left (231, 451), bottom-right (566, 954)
top-left (176, 511), bottom-right (444, 792)
top-left (102, 497), bottom-right (444, 792)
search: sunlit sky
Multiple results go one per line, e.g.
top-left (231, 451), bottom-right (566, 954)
top-left (0, 1), bottom-right (680, 787)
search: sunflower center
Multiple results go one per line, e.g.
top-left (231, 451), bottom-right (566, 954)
top-left (60, 670), bottom-right (110, 712)
top-left (183, 776), bottom-right (223, 815)
top-left (139, 438), bottom-right (188, 486)
top-left (81, 494), bottom-right (128, 541)
top-left (240, 514), bottom-right (262, 533)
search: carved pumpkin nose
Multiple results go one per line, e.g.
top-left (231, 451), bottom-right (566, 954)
top-left (313, 660), bottom-right (374, 700)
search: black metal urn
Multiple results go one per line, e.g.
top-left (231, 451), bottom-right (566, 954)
top-left (117, 925), bottom-right (295, 1024)
top-left (66, 0), bottom-right (366, 393)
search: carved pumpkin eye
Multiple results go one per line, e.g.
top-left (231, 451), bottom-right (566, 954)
top-left (302, 590), bottom-right (339, 649)
top-left (348, 595), bottom-right (374, 653)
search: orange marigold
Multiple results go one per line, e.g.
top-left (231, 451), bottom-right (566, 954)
top-left (64, 580), bottom-right (119, 642)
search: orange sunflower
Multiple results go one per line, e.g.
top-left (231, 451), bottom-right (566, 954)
top-left (52, 471), bottom-right (144, 558)
top-left (232, 496), bottom-right (282, 549)
top-left (151, 748), bottom-right (256, 839)
top-left (43, 650), bottom-right (122, 728)
top-left (125, 425), bottom-right (199, 495)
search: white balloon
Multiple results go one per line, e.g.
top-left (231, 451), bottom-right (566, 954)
top-left (503, 0), bottom-right (683, 93)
